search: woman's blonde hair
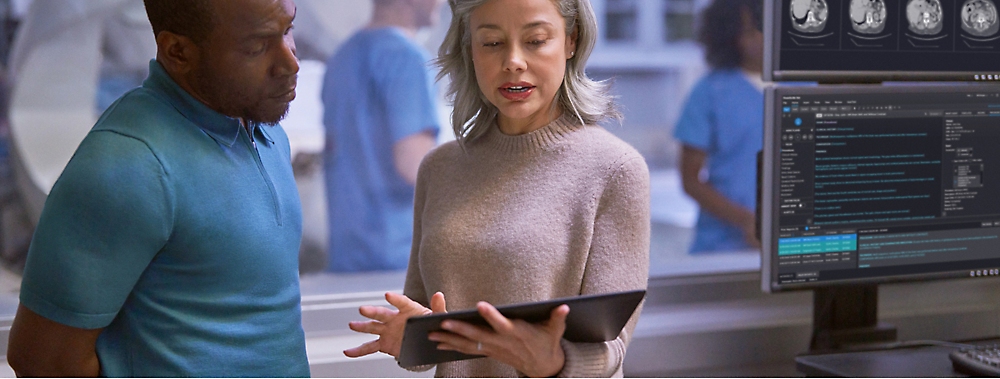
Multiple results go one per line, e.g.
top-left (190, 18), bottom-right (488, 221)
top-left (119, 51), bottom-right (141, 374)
top-left (436, 0), bottom-right (620, 144)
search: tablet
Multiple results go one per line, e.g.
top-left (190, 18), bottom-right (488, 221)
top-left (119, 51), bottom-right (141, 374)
top-left (397, 289), bottom-right (646, 367)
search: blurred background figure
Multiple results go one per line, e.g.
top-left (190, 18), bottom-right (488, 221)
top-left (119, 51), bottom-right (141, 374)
top-left (0, 0), bottom-right (36, 273)
top-left (674, 0), bottom-right (764, 254)
top-left (322, 0), bottom-right (444, 272)
top-left (94, 0), bottom-right (154, 112)
top-left (0, 0), bottom-right (20, 272)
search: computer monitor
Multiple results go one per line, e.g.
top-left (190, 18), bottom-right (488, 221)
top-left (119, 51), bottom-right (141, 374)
top-left (761, 83), bottom-right (1000, 349)
top-left (764, 0), bottom-right (1000, 82)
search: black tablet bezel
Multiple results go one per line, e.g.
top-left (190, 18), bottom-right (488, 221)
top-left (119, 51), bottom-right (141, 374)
top-left (397, 289), bottom-right (646, 368)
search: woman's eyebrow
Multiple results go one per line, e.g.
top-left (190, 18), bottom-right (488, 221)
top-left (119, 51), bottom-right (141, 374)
top-left (475, 20), bottom-right (554, 31)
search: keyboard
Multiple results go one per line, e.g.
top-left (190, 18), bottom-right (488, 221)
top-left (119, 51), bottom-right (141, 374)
top-left (950, 344), bottom-right (1000, 377)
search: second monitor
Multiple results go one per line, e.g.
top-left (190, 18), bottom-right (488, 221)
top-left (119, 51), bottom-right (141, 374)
top-left (762, 84), bottom-right (1000, 292)
top-left (761, 83), bottom-right (1000, 350)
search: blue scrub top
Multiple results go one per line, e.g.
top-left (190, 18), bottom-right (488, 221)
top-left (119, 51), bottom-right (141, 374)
top-left (20, 60), bottom-right (310, 377)
top-left (322, 27), bottom-right (440, 272)
top-left (674, 69), bottom-right (763, 253)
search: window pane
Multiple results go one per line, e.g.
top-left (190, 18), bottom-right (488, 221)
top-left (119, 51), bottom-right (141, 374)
top-left (606, 0), bottom-right (639, 41)
top-left (664, 0), bottom-right (697, 42)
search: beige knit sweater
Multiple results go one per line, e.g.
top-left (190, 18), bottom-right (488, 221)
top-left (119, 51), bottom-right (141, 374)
top-left (402, 115), bottom-right (651, 377)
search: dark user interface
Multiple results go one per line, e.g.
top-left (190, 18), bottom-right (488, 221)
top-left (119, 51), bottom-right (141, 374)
top-left (775, 90), bottom-right (1000, 284)
top-left (779, 0), bottom-right (1000, 72)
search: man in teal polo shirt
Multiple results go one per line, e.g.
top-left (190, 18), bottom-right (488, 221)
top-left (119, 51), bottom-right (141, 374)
top-left (6, 0), bottom-right (309, 376)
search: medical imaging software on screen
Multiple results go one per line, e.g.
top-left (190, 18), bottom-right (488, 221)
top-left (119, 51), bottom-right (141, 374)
top-left (774, 0), bottom-right (1000, 77)
top-left (770, 87), bottom-right (1000, 287)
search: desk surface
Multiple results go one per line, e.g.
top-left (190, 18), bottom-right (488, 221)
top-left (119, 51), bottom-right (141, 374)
top-left (796, 339), bottom-right (1000, 377)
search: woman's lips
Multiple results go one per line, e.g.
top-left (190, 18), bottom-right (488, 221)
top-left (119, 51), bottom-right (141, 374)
top-left (499, 83), bottom-right (535, 101)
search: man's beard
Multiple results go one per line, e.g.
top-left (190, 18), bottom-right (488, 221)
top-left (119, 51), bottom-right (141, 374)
top-left (241, 100), bottom-right (290, 125)
top-left (194, 69), bottom-right (293, 125)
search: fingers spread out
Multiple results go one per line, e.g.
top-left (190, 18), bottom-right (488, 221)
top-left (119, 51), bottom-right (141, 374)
top-left (343, 339), bottom-right (381, 358)
top-left (348, 320), bottom-right (385, 335)
top-left (386, 292), bottom-right (426, 314)
top-left (359, 305), bottom-right (398, 323)
top-left (346, 292), bottom-right (437, 361)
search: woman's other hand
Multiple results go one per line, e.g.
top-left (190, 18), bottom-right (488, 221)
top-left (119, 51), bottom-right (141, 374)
top-left (344, 291), bottom-right (447, 358)
top-left (428, 302), bottom-right (570, 377)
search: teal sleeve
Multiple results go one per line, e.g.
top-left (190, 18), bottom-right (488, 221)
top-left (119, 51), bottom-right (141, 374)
top-left (673, 78), bottom-right (715, 153)
top-left (20, 130), bottom-right (173, 329)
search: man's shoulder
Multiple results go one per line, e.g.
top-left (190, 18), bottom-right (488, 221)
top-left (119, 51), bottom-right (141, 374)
top-left (96, 87), bottom-right (175, 124)
top-left (92, 87), bottom-right (187, 144)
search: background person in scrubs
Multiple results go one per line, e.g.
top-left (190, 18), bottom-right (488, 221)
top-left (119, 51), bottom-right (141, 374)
top-left (674, 0), bottom-right (765, 253)
top-left (321, 0), bottom-right (444, 272)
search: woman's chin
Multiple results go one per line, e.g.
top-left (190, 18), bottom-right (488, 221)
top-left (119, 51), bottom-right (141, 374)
top-left (496, 102), bottom-right (543, 121)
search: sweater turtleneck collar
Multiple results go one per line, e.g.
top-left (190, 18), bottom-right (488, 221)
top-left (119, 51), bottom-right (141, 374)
top-left (479, 113), bottom-right (586, 154)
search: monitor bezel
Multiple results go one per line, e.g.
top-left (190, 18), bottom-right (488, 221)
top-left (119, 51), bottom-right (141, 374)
top-left (762, 0), bottom-right (1000, 83)
top-left (762, 84), bottom-right (1000, 293)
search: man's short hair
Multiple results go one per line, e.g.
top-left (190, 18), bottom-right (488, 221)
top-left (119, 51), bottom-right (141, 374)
top-left (142, 0), bottom-right (214, 43)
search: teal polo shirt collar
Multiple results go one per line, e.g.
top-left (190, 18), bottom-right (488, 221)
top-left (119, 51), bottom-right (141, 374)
top-left (142, 60), bottom-right (275, 147)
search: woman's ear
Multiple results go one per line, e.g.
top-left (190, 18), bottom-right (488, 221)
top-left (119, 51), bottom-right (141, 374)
top-left (566, 26), bottom-right (578, 59)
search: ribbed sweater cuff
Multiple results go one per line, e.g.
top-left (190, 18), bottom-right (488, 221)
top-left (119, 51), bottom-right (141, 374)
top-left (555, 339), bottom-right (619, 377)
top-left (398, 361), bottom-right (435, 373)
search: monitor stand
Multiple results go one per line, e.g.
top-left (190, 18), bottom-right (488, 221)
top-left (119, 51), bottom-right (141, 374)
top-left (810, 284), bottom-right (898, 352)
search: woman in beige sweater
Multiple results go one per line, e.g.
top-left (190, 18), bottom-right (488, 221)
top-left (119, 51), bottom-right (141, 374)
top-left (345, 0), bottom-right (650, 376)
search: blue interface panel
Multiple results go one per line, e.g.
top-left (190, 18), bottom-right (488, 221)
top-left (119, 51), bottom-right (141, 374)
top-left (770, 86), bottom-right (1000, 286)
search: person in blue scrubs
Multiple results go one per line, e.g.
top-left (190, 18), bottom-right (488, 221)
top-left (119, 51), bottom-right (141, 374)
top-left (322, 0), bottom-right (443, 272)
top-left (6, 0), bottom-right (309, 376)
top-left (675, 0), bottom-right (765, 253)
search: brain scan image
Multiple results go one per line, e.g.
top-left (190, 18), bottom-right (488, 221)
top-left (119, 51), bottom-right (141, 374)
top-left (906, 0), bottom-right (944, 34)
top-left (790, 0), bottom-right (829, 32)
top-left (961, 0), bottom-right (999, 36)
top-left (850, 0), bottom-right (888, 33)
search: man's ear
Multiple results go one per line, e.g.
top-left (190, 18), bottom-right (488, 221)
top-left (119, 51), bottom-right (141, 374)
top-left (155, 31), bottom-right (200, 75)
